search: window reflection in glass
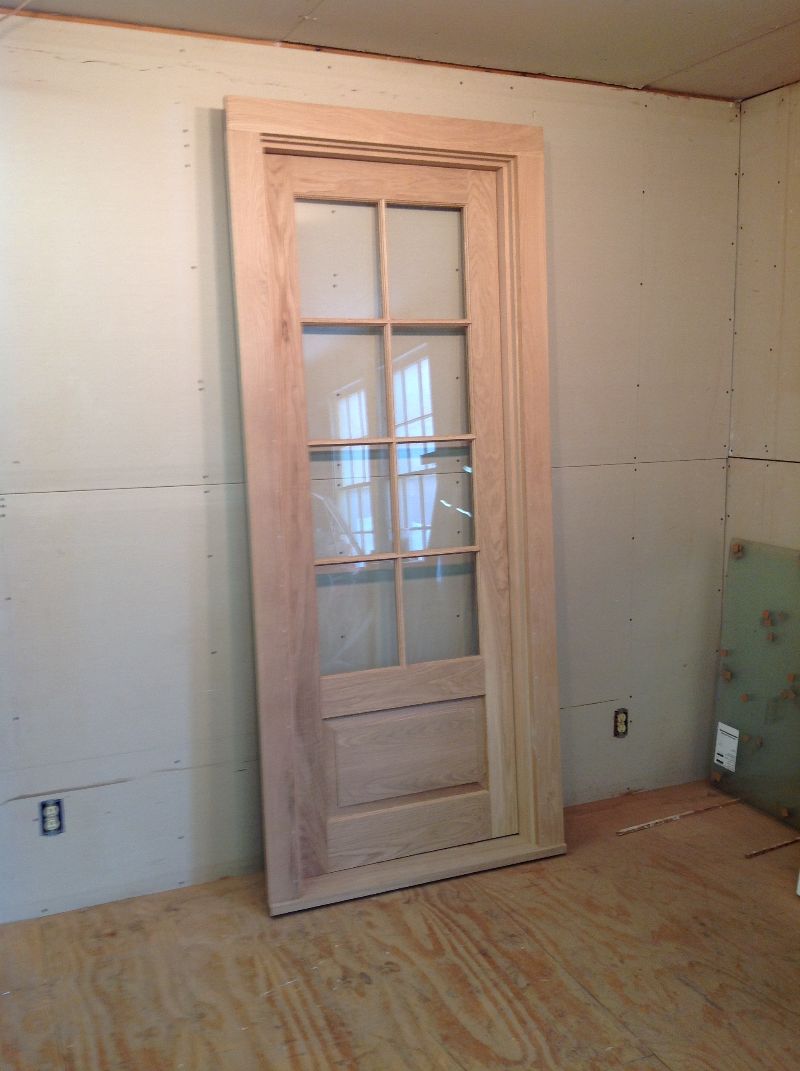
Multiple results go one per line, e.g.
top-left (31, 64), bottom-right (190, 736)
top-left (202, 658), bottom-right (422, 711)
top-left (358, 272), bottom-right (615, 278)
top-left (303, 327), bottom-right (386, 441)
top-left (392, 330), bottom-right (469, 438)
top-left (394, 348), bottom-right (433, 437)
top-left (310, 446), bottom-right (392, 559)
top-left (397, 443), bottom-right (473, 552)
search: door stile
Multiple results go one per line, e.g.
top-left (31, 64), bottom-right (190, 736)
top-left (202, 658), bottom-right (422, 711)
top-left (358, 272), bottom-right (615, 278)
top-left (464, 168), bottom-right (518, 837)
top-left (511, 153), bottom-right (563, 849)
top-left (226, 130), bottom-right (303, 904)
top-left (494, 154), bottom-right (563, 847)
top-left (262, 151), bottom-right (328, 884)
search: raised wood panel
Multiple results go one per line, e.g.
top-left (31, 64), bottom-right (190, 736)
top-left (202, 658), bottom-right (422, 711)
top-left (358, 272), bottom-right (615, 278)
top-left (329, 698), bottom-right (486, 807)
top-left (320, 655), bottom-right (485, 718)
top-left (327, 789), bottom-right (492, 871)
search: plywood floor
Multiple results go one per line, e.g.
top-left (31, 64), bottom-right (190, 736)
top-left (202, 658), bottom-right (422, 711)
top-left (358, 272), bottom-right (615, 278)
top-left (2, 782), bottom-right (799, 1071)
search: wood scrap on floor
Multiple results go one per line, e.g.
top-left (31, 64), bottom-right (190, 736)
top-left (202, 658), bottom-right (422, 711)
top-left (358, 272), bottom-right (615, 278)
top-left (745, 835), bottom-right (800, 858)
top-left (615, 795), bottom-right (741, 835)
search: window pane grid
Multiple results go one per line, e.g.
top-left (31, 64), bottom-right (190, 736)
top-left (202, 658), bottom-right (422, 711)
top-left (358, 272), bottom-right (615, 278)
top-left (297, 194), bottom-right (477, 670)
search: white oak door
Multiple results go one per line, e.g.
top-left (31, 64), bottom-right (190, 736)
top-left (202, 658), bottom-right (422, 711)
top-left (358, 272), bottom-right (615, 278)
top-left (226, 99), bottom-right (564, 915)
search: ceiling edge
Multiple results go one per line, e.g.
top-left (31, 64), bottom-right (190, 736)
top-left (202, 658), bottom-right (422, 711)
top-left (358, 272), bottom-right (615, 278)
top-left (741, 75), bottom-right (800, 102)
top-left (1, 7), bottom-right (739, 104)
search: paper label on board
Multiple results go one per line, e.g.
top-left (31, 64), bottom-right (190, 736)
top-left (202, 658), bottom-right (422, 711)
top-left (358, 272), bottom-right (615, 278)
top-left (713, 722), bottom-right (739, 772)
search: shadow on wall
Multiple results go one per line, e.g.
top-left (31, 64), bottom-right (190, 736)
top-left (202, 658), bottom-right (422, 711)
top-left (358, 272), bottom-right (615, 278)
top-left (191, 104), bottom-right (262, 869)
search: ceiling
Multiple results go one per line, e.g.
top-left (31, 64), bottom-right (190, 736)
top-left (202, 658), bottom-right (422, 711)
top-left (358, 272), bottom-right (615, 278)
top-left (15, 0), bottom-right (800, 100)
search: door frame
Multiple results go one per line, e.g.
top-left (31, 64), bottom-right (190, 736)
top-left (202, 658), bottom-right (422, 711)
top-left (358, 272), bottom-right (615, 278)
top-left (225, 97), bottom-right (564, 914)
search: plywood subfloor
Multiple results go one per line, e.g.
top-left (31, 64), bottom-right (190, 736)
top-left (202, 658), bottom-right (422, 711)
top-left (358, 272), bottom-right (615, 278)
top-left (2, 782), bottom-right (799, 1070)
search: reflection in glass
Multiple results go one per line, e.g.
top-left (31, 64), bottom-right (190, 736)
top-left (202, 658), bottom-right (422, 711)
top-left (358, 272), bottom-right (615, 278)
top-left (397, 443), bottom-right (473, 552)
top-left (303, 327), bottom-right (386, 441)
top-left (392, 329), bottom-right (469, 437)
top-left (387, 206), bottom-right (464, 320)
top-left (403, 554), bottom-right (478, 664)
top-left (317, 561), bottom-right (398, 675)
top-left (295, 200), bottom-right (381, 318)
top-left (310, 447), bottom-right (392, 559)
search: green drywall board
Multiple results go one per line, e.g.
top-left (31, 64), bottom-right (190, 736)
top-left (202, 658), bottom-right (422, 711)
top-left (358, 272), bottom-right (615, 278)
top-left (712, 539), bottom-right (800, 829)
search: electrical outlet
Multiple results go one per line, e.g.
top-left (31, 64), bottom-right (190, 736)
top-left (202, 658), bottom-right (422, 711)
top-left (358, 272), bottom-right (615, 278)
top-left (614, 708), bottom-right (629, 738)
top-left (40, 799), bottom-right (64, 836)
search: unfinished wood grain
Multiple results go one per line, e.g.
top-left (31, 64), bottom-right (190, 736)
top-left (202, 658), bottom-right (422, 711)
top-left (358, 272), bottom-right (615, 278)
top-left (506, 150), bottom-right (564, 849)
top-left (225, 128), bottom-right (302, 906)
top-left (313, 545), bottom-right (480, 567)
top-left (226, 97), bottom-right (543, 155)
top-left (378, 199), bottom-right (407, 669)
top-left (327, 789), bottom-right (492, 871)
top-left (475, 786), bottom-right (800, 1071)
top-left (286, 152), bottom-right (474, 205)
top-left (465, 167), bottom-right (517, 838)
top-left (272, 834), bottom-right (565, 913)
top-left (4, 784), bottom-right (799, 1070)
top-left (0, 986), bottom-right (62, 1071)
top-left (226, 132), bottom-right (328, 900)
top-left (264, 152), bottom-right (329, 883)
top-left (283, 151), bottom-right (518, 851)
top-left (0, 917), bottom-right (47, 993)
top-left (329, 698), bottom-right (486, 807)
top-left (301, 320), bottom-right (473, 328)
top-left (320, 880), bottom-right (654, 1070)
top-left (225, 99), bottom-right (562, 913)
top-left (321, 655), bottom-right (485, 718)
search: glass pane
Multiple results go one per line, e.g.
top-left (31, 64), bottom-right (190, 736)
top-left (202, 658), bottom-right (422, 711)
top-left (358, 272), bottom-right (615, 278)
top-left (317, 561), bottom-right (398, 675)
top-left (397, 443), bottom-right (473, 552)
top-left (295, 200), bottom-right (381, 318)
top-left (392, 329), bottom-right (469, 437)
top-left (310, 447), bottom-right (392, 558)
top-left (403, 553), bottom-right (477, 664)
top-left (711, 539), bottom-right (800, 829)
top-left (386, 206), bottom-right (464, 319)
top-left (303, 327), bottom-right (387, 440)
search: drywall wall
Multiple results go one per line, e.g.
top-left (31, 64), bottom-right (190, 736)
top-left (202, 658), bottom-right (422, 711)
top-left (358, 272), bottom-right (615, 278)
top-left (727, 83), bottom-right (800, 561)
top-left (0, 16), bottom-right (738, 921)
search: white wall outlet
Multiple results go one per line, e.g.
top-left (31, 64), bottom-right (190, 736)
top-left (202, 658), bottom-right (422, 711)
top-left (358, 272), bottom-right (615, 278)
top-left (40, 798), bottom-right (64, 836)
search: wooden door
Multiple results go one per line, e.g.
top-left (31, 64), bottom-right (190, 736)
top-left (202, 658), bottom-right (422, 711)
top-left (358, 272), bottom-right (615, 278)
top-left (226, 99), bottom-right (564, 915)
